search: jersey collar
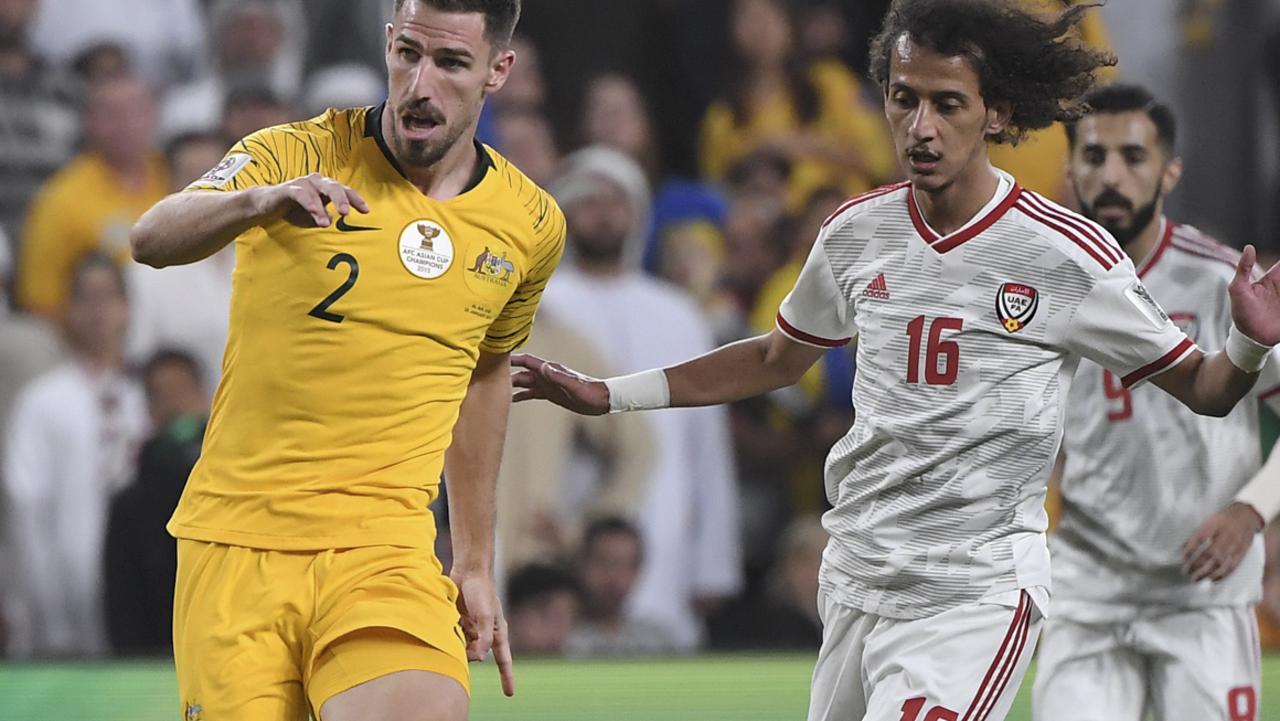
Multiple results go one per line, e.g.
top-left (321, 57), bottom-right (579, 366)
top-left (1134, 217), bottom-right (1173, 279)
top-left (363, 103), bottom-right (494, 195)
top-left (906, 170), bottom-right (1022, 253)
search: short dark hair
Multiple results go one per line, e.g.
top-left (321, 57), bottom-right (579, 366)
top-left (394, 0), bottom-right (522, 49)
top-left (505, 563), bottom-right (580, 612)
top-left (143, 348), bottom-right (205, 389)
top-left (68, 252), bottom-right (126, 302)
top-left (869, 0), bottom-right (1116, 145)
top-left (1064, 82), bottom-right (1178, 157)
top-left (581, 517), bottom-right (642, 558)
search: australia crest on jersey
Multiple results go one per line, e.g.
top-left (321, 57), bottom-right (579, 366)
top-left (996, 282), bottom-right (1039, 333)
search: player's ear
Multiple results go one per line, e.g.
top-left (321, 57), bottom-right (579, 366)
top-left (985, 100), bottom-right (1013, 136)
top-left (385, 23), bottom-right (395, 57)
top-left (483, 47), bottom-right (516, 96)
top-left (1162, 155), bottom-right (1184, 195)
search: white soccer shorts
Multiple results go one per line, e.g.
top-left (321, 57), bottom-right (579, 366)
top-left (807, 588), bottom-right (1044, 721)
top-left (1032, 605), bottom-right (1260, 721)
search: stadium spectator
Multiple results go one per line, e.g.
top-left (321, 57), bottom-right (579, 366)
top-left (0, 0), bottom-right (78, 240)
top-left (125, 132), bottom-right (233, 398)
top-left (0, 228), bottom-right (61, 654)
top-left (16, 76), bottom-right (166, 319)
top-left (545, 146), bottom-right (742, 650)
top-left (302, 63), bottom-right (386, 119)
top-left (650, 184), bottom-right (741, 344)
top-left (219, 83), bottom-right (297, 148)
top-left (579, 73), bottom-right (660, 182)
top-left (493, 34), bottom-right (546, 113)
top-left (505, 563), bottom-right (581, 657)
top-left (567, 517), bottom-right (680, 658)
top-left (105, 350), bottom-right (207, 657)
top-left (698, 0), bottom-right (894, 210)
top-left (160, 0), bottom-right (305, 140)
top-left (70, 41), bottom-right (131, 86)
top-left (494, 107), bottom-right (561, 187)
top-left (3, 253), bottom-right (147, 659)
top-left (496, 311), bottom-right (654, 583)
top-left (26, 0), bottom-right (205, 88)
top-left (708, 516), bottom-right (825, 651)
top-left (302, 0), bottom-right (390, 77)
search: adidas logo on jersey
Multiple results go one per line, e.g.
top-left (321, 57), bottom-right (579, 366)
top-left (863, 273), bottom-right (890, 300)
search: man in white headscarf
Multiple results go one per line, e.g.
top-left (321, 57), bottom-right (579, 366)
top-left (544, 146), bottom-right (742, 650)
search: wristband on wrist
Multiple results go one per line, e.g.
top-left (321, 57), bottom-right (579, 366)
top-left (604, 369), bottom-right (670, 413)
top-left (1225, 324), bottom-right (1273, 373)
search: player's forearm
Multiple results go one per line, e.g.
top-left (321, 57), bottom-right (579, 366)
top-left (661, 331), bottom-right (821, 408)
top-left (1159, 350), bottom-right (1260, 417)
top-left (445, 351), bottom-right (512, 575)
top-left (130, 189), bottom-right (270, 268)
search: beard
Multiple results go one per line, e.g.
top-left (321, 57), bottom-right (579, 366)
top-left (1077, 178), bottom-right (1163, 246)
top-left (389, 100), bottom-right (473, 169)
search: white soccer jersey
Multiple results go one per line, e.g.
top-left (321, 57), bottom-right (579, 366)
top-left (1052, 220), bottom-right (1280, 618)
top-left (777, 171), bottom-right (1195, 619)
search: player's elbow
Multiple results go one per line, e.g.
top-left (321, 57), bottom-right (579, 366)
top-left (129, 218), bottom-right (168, 268)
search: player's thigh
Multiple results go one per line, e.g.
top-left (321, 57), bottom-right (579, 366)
top-left (315, 630), bottom-right (469, 721)
top-left (1145, 606), bottom-right (1261, 721)
top-left (862, 591), bottom-right (1042, 721)
top-left (306, 545), bottom-right (471, 715)
top-left (173, 539), bottom-right (310, 721)
top-left (1031, 616), bottom-right (1146, 721)
top-left (807, 590), bottom-right (875, 721)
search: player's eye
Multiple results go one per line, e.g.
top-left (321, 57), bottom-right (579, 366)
top-left (1123, 149), bottom-right (1147, 165)
top-left (438, 56), bottom-right (468, 71)
top-left (1083, 149), bottom-right (1104, 165)
top-left (891, 92), bottom-right (914, 109)
top-left (938, 102), bottom-right (960, 114)
top-left (398, 47), bottom-right (421, 62)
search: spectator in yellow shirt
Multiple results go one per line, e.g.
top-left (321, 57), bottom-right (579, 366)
top-left (17, 76), bottom-right (168, 318)
top-left (699, 0), bottom-right (895, 211)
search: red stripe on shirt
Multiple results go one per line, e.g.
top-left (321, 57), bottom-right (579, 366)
top-left (821, 182), bottom-right (909, 229)
top-left (908, 182), bottom-right (1023, 252)
top-left (1121, 337), bottom-right (1196, 388)
top-left (1022, 192), bottom-right (1123, 265)
top-left (776, 313), bottom-right (851, 348)
top-left (1169, 241), bottom-right (1240, 272)
top-left (1015, 200), bottom-right (1115, 270)
top-left (974, 598), bottom-right (1033, 721)
top-left (1259, 386), bottom-right (1280, 402)
top-left (1136, 219), bottom-right (1174, 278)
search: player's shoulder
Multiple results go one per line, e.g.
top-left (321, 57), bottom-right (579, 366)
top-left (820, 181), bottom-right (911, 236)
top-left (1009, 190), bottom-right (1127, 279)
top-left (483, 144), bottom-right (565, 248)
top-left (1163, 221), bottom-right (1240, 279)
top-left (234, 106), bottom-right (368, 175)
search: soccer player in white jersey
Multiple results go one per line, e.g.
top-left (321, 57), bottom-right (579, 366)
top-left (1032, 84), bottom-right (1280, 721)
top-left (513, 1), bottom-right (1280, 719)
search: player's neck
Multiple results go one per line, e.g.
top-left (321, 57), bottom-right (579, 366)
top-left (912, 163), bottom-right (1001, 236)
top-left (1120, 214), bottom-right (1165, 267)
top-left (386, 116), bottom-right (482, 199)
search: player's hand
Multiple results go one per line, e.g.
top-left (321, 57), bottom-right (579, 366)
top-left (1182, 501), bottom-right (1265, 582)
top-left (451, 570), bottom-right (515, 697)
top-left (511, 354), bottom-right (611, 415)
top-left (1228, 245), bottom-right (1280, 345)
top-left (254, 173), bottom-right (371, 228)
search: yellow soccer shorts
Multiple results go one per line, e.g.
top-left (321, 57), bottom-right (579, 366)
top-left (173, 539), bottom-right (470, 721)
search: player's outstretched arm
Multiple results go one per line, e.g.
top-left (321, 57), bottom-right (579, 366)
top-left (1152, 245), bottom-right (1280, 416)
top-left (445, 349), bottom-right (516, 697)
top-left (1182, 442), bottom-right (1280, 581)
top-left (129, 174), bottom-right (370, 268)
top-left (512, 328), bottom-right (827, 415)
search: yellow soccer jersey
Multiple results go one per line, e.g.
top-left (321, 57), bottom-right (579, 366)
top-left (167, 106), bottom-right (565, 550)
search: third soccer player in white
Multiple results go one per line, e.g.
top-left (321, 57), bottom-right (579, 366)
top-left (513, 1), bottom-right (1280, 719)
top-left (1032, 84), bottom-right (1280, 721)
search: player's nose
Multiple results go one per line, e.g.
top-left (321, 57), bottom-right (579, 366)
top-left (908, 105), bottom-right (938, 141)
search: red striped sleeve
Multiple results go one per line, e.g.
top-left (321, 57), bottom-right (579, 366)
top-left (1021, 192), bottom-right (1123, 265)
top-left (1015, 199), bottom-right (1116, 270)
top-left (1121, 337), bottom-right (1196, 388)
top-left (776, 313), bottom-right (851, 348)
top-left (1260, 386), bottom-right (1280, 402)
top-left (821, 181), bottom-right (909, 229)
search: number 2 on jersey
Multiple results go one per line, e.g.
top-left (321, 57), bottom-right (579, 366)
top-left (1102, 369), bottom-right (1132, 422)
top-left (308, 253), bottom-right (360, 323)
top-left (905, 315), bottom-right (963, 385)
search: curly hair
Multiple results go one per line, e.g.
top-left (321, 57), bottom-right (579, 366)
top-left (868, 0), bottom-right (1116, 145)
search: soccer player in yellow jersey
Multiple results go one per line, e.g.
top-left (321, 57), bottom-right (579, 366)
top-left (129, 2), bottom-right (562, 719)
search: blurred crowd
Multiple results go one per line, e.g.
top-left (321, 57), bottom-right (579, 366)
top-left (1, 0), bottom-right (1279, 660)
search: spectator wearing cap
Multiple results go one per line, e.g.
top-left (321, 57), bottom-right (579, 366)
top-left (4, 253), bottom-right (147, 658)
top-left (17, 76), bottom-right (167, 319)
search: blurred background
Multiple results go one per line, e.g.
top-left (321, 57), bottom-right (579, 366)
top-left (1, 0), bottom-right (1280, 718)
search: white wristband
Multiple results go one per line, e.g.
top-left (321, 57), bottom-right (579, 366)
top-left (1235, 450), bottom-right (1280, 525)
top-left (604, 369), bottom-right (670, 413)
top-left (1225, 324), bottom-right (1273, 373)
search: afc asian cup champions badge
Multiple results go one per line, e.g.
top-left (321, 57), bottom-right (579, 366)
top-left (996, 282), bottom-right (1039, 333)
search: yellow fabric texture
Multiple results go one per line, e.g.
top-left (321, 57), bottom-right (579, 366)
top-left (167, 106), bottom-right (566, 551)
top-left (173, 539), bottom-right (469, 721)
top-left (699, 60), bottom-right (895, 209)
top-left (17, 152), bottom-right (168, 316)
